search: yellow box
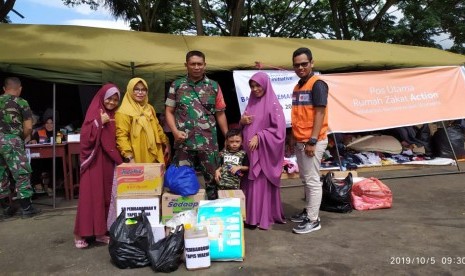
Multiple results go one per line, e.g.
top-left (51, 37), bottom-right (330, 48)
top-left (116, 163), bottom-right (164, 196)
top-left (217, 189), bottom-right (246, 220)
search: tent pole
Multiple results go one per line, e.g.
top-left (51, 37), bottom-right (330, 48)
top-left (440, 121), bottom-right (461, 172)
top-left (331, 132), bottom-right (344, 171)
top-left (52, 83), bottom-right (57, 209)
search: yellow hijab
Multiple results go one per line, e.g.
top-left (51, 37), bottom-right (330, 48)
top-left (118, 77), bottom-right (161, 151)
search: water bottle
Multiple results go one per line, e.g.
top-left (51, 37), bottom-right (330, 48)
top-left (226, 164), bottom-right (243, 177)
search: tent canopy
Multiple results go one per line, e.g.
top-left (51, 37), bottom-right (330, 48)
top-left (1, 24), bottom-right (465, 85)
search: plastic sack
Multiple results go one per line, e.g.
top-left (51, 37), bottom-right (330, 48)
top-left (165, 210), bottom-right (197, 229)
top-left (320, 172), bottom-right (353, 213)
top-left (432, 125), bottom-right (465, 159)
top-left (147, 224), bottom-right (185, 273)
top-left (351, 177), bottom-right (392, 210)
top-left (108, 210), bottom-right (152, 269)
top-left (164, 165), bottom-right (200, 196)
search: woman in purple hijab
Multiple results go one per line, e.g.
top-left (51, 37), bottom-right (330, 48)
top-left (240, 72), bottom-right (286, 230)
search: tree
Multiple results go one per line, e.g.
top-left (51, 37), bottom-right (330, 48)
top-left (191, 0), bottom-right (204, 35)
top-left (325, 0), bottom-right (399, 40)
top-left (245, 0), bottom-right (328, 38)
top-left (63, 0), bottom-right (175, 32)
top-left (228, 0), bottom-right (245, 36)
top-left (0, 0), bottom-right (16, 23)
top-left (62, 0), bottom-right (464, 53)
top-left (440, 1), bottom-right (465, 54)
top-left (195, 0), bottom-right (247, 36)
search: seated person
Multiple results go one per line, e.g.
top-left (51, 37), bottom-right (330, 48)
top-left (28, 117), bottom-right (64, 195)
top-left (24, 112), bottom-right (40, 144)
top-left (29, 117), bottom-right (54, 144)
top-left (387, 125), bottom-right (431, 154)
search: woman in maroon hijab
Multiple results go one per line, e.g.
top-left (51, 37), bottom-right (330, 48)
top-left (240, 72), bottom-right (286, 230)
top-left (74, 84), bottom-right (123, 248)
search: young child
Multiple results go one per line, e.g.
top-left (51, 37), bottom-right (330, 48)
top-left (215, 129), bottom-right (249, 190)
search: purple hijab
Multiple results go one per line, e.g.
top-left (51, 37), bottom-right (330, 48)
top-left (242, 72), bottom-right (286, 187)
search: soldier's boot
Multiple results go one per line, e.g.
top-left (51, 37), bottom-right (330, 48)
top-left (1, 197), bottom-right (18, 219)
top-left (0, 198), bottom-right (5, 221)
top-left (20, 197), bottom-right (42, 219)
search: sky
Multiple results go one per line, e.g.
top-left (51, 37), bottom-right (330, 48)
top-left (10, 0), bottom-right (130, 30)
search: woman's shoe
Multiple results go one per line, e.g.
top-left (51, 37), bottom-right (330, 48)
top-left (244, 223), bottom-right (258, 230)
top-left (74, 239), bottom-right (89, 249)
top-left (95, 235), bottom-right (110, 244)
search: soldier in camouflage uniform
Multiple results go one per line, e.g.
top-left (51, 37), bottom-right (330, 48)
top-left (215, 129), bottom-right (249, 190)
top-left (0, 77), bottom-right (41, 219)
top-left (165, 50), bottom-right (228, 199)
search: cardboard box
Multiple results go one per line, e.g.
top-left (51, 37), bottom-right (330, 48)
top-left (161, 189), bottom-right (206, 224)
top-left (116, 163), bottom-right (164, 196)
top-left (217, 190), bottom-right (246, 220)
top-left (332, 170), bottom-right (358, 178)
top-left (116, 196), bottom-right (160, 226)
top-left (67, 133), bottom-right (80, 142)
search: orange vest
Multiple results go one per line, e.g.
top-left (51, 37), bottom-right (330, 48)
top-left (37, 128), bottom-right (48, 143)
top-left (291, 76), bottom-right (329, 142)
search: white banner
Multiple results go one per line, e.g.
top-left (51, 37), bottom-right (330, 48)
top-left (232, 70), bottom-right (299, 127)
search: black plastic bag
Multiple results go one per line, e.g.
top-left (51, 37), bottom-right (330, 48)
top-left (320, 172), bottom-right (353, 213)
top-left (432, 125), bottom-right (465, 159)
top-left (108, 210), bottom-right (152, 269)
top-left (147, 224), bottom-right (185, 273)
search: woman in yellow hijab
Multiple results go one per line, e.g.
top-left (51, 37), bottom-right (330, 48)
top-left (116, 78), bottom-right (170, 164)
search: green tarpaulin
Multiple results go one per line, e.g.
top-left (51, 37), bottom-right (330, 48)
top-left (1, 24), bottom-right (465, 111)
top-left (2, 24), bottom-right (465, 85)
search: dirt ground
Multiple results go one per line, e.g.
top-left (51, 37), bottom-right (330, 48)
top-left (1, 165), bottom-right (465, 276)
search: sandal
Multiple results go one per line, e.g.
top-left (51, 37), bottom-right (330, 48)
top-left (74, 239), bottom-right (89, 249)
top-left (95, 235), bottom-right (110, 244)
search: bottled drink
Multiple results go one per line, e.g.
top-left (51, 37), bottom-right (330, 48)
top-left (226, 164), bottom-right (243, 177)
top-left (56, 132), bottom-right (62, 144)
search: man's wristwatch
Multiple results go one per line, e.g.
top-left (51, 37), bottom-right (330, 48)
top-left (123, 156), bottom-right (134, 163)
top-left (306, 138), bottom-right (318, 146)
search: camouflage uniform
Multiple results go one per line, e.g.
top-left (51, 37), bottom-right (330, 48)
top-left (166, 75), bottom-right (226, 199)
top-left (217, 149), bottom-right (248, 190)
top-left (0, 94), bottom-right (33, 200)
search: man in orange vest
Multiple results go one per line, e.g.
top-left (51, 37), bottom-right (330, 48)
top-left (289, 47), bottom-right (329, 234)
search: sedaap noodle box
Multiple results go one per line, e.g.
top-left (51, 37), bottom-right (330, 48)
top-left (116, 163), bottom-right (164, 196)
top-left (161, 189), bottom-right (206, 224)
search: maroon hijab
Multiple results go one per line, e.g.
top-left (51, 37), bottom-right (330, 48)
top-left (242, 72), bottom-right (286, 186)
top-left (80, 83), bottom-right (122, 172)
